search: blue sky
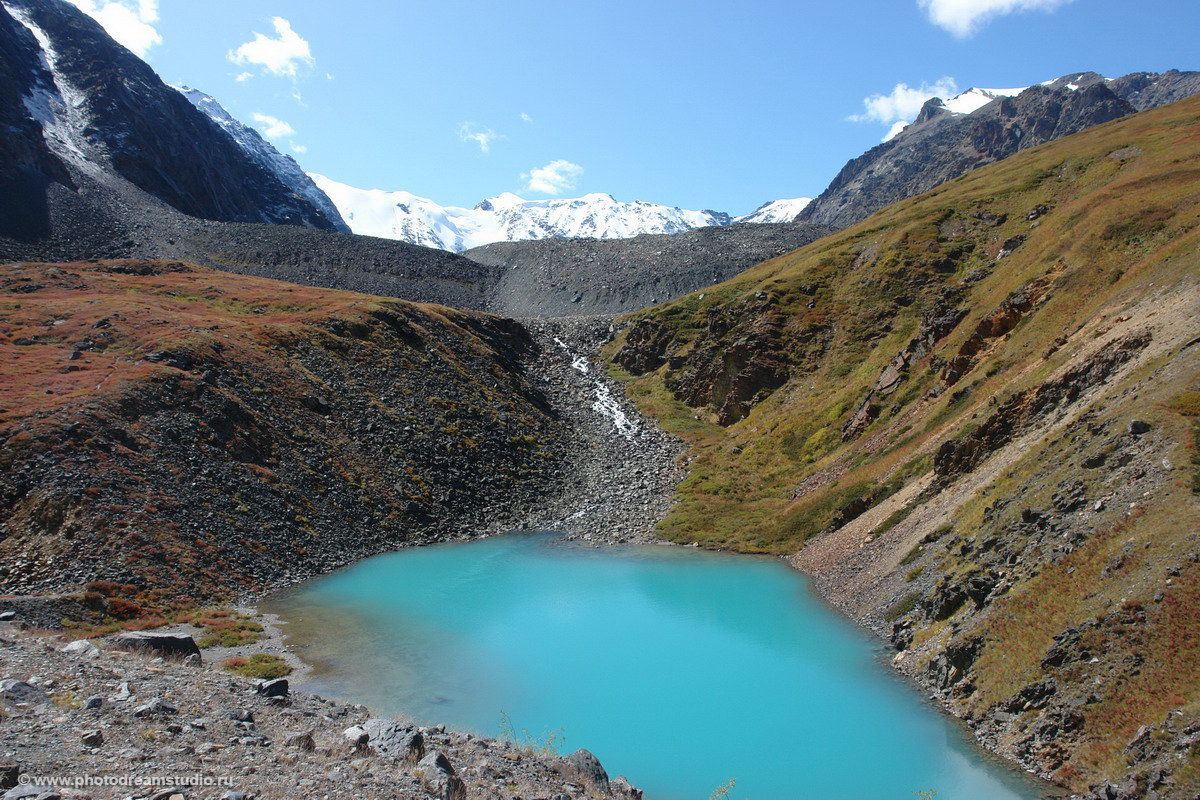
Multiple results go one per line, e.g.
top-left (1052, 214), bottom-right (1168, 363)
top-left (72, 0), bottom-right (1200, 216)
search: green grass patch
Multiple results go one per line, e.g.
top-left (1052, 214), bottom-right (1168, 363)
top-left (885, 592), bottom-right (920, 622)
top-left (222, 653), bottom-right (291, 680)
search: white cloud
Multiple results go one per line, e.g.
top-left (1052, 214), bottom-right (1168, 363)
top-left (918, 0), bottom-right (1075, 37)
top-left (290, 143), bottom-right (308, 154)
top-left (228, 17), bottom-right (313, 79)
top-left (849, 77), bottom-right (958, 125)
top-left (521, 160), bottom-right (583, 195)
top-left (457, 122), bottom-right (501, 153)
top-left (520, 112), bottom-right (533, 124)
top-left (882, 120), bottom-right (910, 142)
top-left (252, 112), bottom-right (295, 140)
top-left (234, 71), bottom-right (253, 83)
top-left (68, 0), bottom-right (161, 57)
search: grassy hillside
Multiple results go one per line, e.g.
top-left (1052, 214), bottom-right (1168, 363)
top-left (604, 96), bottom-right (1200, 796)
top-left (0, 260), bottom-right (565, 611)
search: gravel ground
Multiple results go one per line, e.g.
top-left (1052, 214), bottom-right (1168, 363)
top-left (0, 624), bottom-right (643, 800)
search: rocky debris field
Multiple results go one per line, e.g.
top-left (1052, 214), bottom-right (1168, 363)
top-left (467, 223), bottom-right (836, 317)
top-left (0, 625), bottom-right (642, 800)
top-left (516, 315), bottom-right (685, 545)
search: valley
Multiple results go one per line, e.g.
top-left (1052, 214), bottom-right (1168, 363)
top-left (0, 0), bottom-right (1198, 798)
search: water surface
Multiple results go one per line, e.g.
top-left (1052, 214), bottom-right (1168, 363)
top-left (266, 533), bottom-right (1049, 800)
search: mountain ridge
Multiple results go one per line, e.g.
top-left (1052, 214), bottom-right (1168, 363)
top-left (798, 69), bottom-right (1200, 228)
top-left (310, 171), bottom-right (811, 252)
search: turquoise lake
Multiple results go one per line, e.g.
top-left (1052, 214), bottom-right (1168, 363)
top-left (265, 533), bottom-right (1050, 800)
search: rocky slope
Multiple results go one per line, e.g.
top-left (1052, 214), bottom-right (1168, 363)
top-left (0, 260), bottom-right (683, 618)
top-left (0, 626), bottom-right (643, 800)
top-left (0, 0), bottom-right (341, 235)
top-left (797, 70), bottom-right (1200, 229)
top-left (466, 222), bottom-right (836, 316)
top-left (0, 260), bottom-right (567, 603)
top-left (604, 95), bottom-right (1200, 797)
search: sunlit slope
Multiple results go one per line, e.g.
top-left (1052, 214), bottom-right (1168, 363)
top-left (605, 95), bottom-right (1200, 794)
top-left (0, 261), bottom-right (565, 603)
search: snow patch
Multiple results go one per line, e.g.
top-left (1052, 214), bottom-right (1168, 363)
top-left (9, 6), bottom-right (103, 175)
top-left (942, 86), bottom-right (1026, 115)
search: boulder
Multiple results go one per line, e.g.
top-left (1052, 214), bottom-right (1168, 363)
top-left (560, 748), bottom-right (610, 792)
top-left (115, 632), bottom-right (201, 660)
top-left (3, 787), bottom-right (59, 800)
top-left (81, 729), bottom-right (104, 747)
top-left (61, 639), bottom-right (101, 659)
top-left (283, 731), bottom-right (315, 751)
top-left (132, 697), bottom-right (178, 717)
top-left (362, 718), bottom-right (425, 763)
top-left (256, 678), bottom-right (289, 698)
top-left (414, 751), bottom-right (466, 800)
top-left (0, 679), bottom-right (49, 706)
top-left (343, 725), bottom-right (369, 750)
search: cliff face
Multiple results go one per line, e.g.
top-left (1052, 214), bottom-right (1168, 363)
top-left (604, 96), bottom-right (1200, 798)
top-left (0, 261), bottom-right (568, 603)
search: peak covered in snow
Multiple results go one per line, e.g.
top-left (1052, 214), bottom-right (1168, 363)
top-left (734, 198), bottom-right (812, 224)
top-left (312, 175), bottom-right (769, 252)
top-left (941, 86), bottom-right (1026, 115)
top-left (175, 86), bottom-right (349, 233)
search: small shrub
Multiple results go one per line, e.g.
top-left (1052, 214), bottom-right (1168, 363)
top-left (898, 543), bottom-right (924, 566)
top-left (906, 566), bottom-right (924, 583)
top-left (885, 592), bottom-right (920, 622)
top-left (709, 778), bottom-right (736, 800)
top-left (221, 653), bottom-right (291, 680)
top-left (1167, 391), bottom-right (1200, 417)
top-left (106, 597), bottom-right (143, 620)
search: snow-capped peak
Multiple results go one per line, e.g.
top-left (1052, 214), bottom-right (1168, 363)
top-left (734, 198), bottom-right (812, 224)
top-left (311, 175), bottom-right (763, 252)
top-left (942, 86), bottom-right (1027, 115)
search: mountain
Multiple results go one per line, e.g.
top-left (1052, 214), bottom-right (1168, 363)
top-left (0, 0), bottom-right (343, 241)
top-left (733, 197), bottom-right (813, 224)
top-left (311, 173), bottom-right (749, 251)
top-left (604, 94), bottom-right (1200, 798)
top-left (798, 70), bottom-right (1200, 228)
top-left (0, 0), bottom-right (501, 310)
top-left (177, 86), bottom-right (349, 233)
